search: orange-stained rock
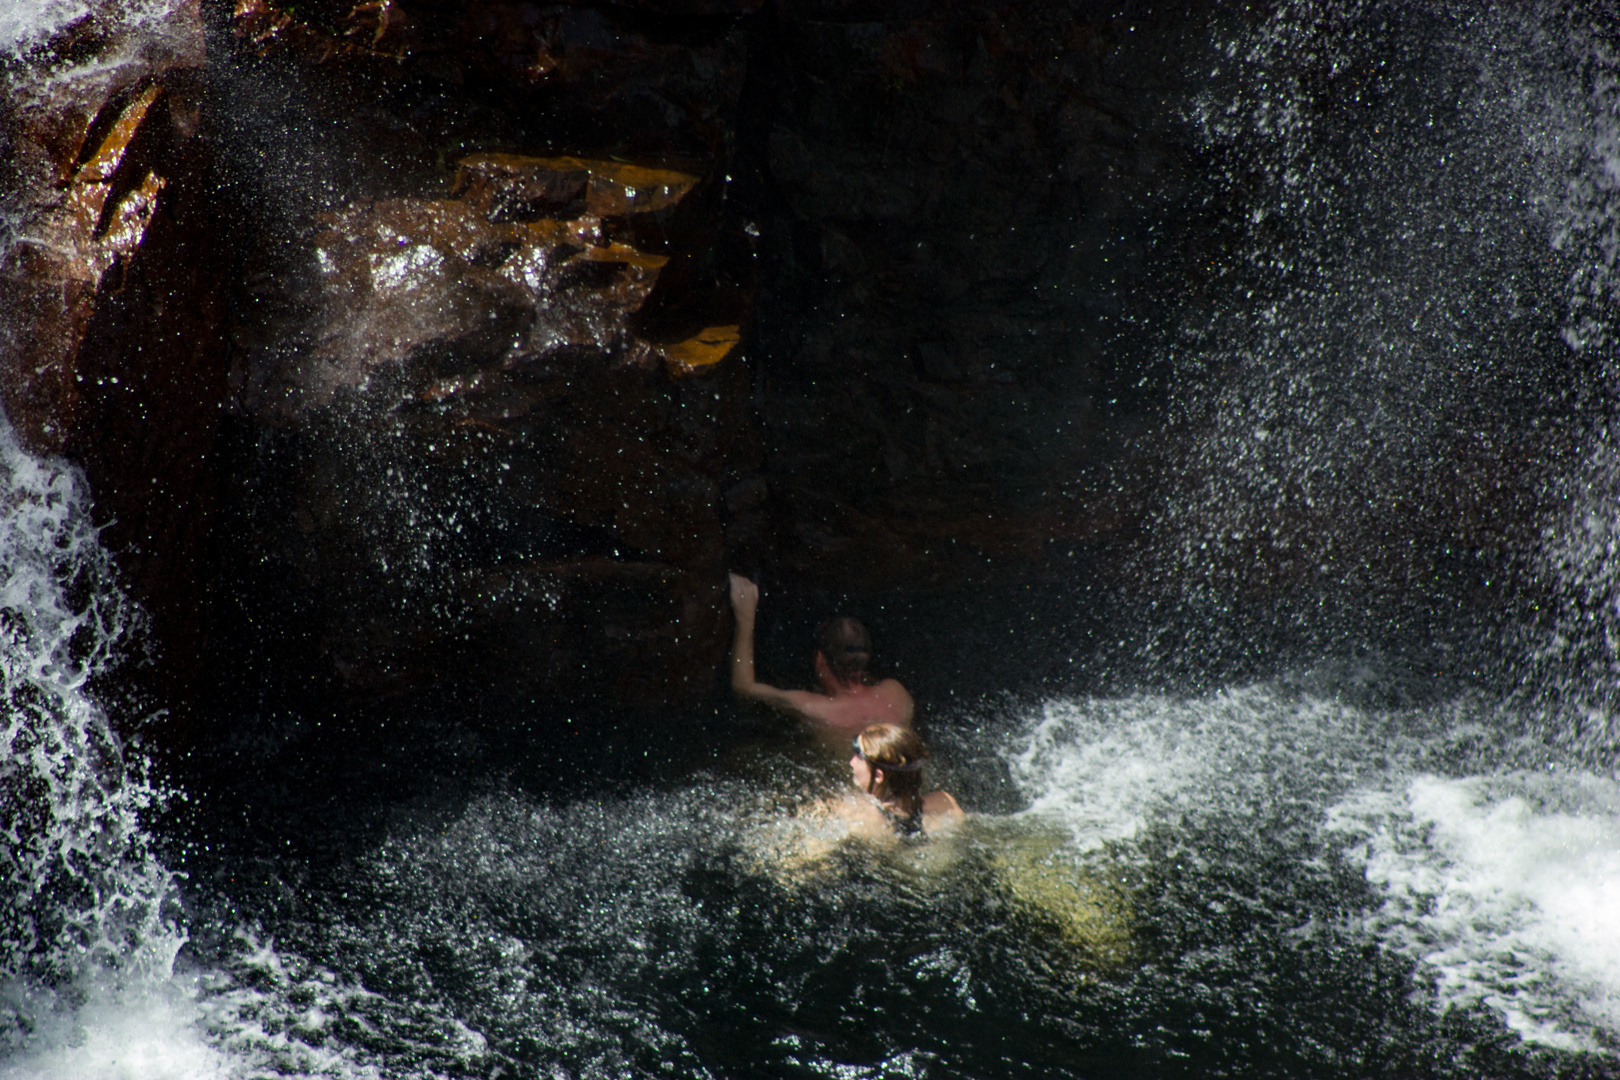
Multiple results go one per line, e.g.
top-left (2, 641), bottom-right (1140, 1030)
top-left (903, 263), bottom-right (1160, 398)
top-left (0, 0), bottom-right (227, 741)
top-left (454, 155), bottom-right (700, 220)
top-left (237, 154), bottom-right (720, 421)
top-left (661, 325), bottom-right (741, 375)
top-left (214, 120), bottom-right (759, 703)
top-left (189, 0), bottom-right (772, 712)
top-left (233, 0), bottom-right (412, 64)
top-left (0, 41), bottom-right (196, 454)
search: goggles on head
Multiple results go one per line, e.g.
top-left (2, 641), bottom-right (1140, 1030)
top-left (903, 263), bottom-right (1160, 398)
top-left (852, 736), bottom-right (924, 772)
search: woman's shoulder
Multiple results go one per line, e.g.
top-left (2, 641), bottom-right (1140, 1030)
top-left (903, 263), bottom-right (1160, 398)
top-left (813, 791), bottom-right (961, 838)
top-left (922, 789), bottom-right (965, 829)
top-left (822, 791), bottom-right (895, 838)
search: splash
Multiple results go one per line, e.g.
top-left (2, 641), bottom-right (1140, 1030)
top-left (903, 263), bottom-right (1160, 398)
top-left (0, 1), bottom-right (94, 54)
top-left (1003, 678), bottom-right (1620, 1052)
top-left (1328, 771), bottom-right (1620, 1052)
top-left (0, 980), bottom-right (228, 1080)
top-left (1006, 683), bottom-right (1393, 854)
top-left (1143, 2), bottom-right (1602, 673)
top-left (0, 410), bottom-right (181, 1053)
top-left (0, 0), bottom-right (181, 60)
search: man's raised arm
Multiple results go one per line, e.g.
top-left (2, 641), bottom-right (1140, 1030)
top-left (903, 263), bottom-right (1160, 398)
top-left (728, 573), bottom-right (823, 720)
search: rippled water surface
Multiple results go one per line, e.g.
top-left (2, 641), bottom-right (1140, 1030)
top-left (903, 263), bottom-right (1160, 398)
top-left (63, 680), bottom-right (1606, 1080)
top-left (5, 0), bottom-right (1620, 1077)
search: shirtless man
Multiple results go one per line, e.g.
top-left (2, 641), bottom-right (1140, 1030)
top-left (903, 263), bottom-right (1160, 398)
top-left (727, 573), bottom-right (914, 740)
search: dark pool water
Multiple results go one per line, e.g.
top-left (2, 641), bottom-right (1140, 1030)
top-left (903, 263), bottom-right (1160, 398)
top-left (5, 1), bottom-right (1620, 1077)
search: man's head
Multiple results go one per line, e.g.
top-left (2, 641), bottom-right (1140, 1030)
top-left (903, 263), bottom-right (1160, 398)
top-left (814, 615), bottom-right (871, 688)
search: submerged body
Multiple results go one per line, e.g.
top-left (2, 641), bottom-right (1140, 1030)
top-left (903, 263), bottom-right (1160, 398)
top-left (755, 723), bottom-right (965, 880)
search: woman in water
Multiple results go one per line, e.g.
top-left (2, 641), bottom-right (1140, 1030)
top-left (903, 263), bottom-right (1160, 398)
top-left (832, 723), bottom-right (964, 837)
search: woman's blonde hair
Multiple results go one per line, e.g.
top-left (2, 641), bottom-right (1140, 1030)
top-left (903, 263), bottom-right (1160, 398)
top-left (855, 723), bottom-right (926, 817)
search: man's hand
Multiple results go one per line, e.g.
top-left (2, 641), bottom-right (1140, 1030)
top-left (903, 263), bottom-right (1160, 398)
top-left (726, 570), bottom-right (826, 724)
top-left (729, 572), bottom-right (760, 615)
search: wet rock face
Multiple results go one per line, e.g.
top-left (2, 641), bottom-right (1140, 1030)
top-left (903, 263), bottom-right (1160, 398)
top-left (0, 0), bottom-right (226, 717)
top-left (231, 0), bottom-right (758, 161)
top-left (227, 156), bottom-right (756, 701)
top-left (254, 156), bottom-right (715, 417)
top-left (209, 5), bottom-right (765, 706)
top-left (740, 2), bottom-right (1208, 589)
top-left (1, 0), bottom-right (1221, 720)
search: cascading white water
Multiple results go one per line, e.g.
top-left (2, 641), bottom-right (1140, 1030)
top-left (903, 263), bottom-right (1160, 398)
top-left (1070, 0), bottom-right (1620, 1055)
top-left (1331, 770), bottom-right (1620, 1050)
top-left (1524, 17), bottom-right (1620, 751)
top-left (0, 413), bottom-right (155, 970)
top-left (1001, 679), bottom-right (1620, 1053)
top-left (0, 407), bottom-right (212, 1076)
top-left (0, 4), bottom-right (239, 1076)
top-left (2, 0), bottom-right (1619, 1077)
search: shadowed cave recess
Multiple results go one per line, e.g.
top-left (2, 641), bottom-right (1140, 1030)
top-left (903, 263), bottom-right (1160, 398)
top-left (4, 0), bottom-right (1292, 745)
top-left (13, 0), bottom-right (1567, 740)
top-left (4, 0), bottom-right (1620, 1077)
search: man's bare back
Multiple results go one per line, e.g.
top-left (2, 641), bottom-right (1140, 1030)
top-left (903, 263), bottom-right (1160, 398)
top-left (727, 573), bottom-right (914, 738)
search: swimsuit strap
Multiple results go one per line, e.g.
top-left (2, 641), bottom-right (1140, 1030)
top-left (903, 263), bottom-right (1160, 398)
top-left (880, 801), bottom-right (925, 838)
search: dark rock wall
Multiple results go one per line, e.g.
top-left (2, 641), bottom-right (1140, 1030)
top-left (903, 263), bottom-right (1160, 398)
top-left (201, 0), bottom-right (773, 711)
top-left (739, 2), bottom-right (1214, 589)
top-left (2, 0), bottom-right (1233, 730)
top-left (0, 1), bottom-right (227, 726)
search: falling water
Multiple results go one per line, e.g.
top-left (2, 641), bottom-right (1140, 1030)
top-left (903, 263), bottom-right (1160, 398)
top-left (2, 1), bottom-right (1620, 1078)
top-left (1529, 9), bottom-right (1620, 750)
top-left (1141, 2), bottom-right (1600, 670)
top-left (0, 409), bottom-right (201, 1074)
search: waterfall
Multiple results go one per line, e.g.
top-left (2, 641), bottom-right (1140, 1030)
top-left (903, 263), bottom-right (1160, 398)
top-left (1525, 13), bottom-right (1620, 750)
top-left (1013, 0), bottom-right (1620, 1053)
top-left (1, 0), bottom-right (1619, 1076)
top-left (0, 408), bottom-right (194, 1071)
top-left (0, 3), bottom-right (219, 1074)
top-left (1135, 1), bottom-right (1620, 751)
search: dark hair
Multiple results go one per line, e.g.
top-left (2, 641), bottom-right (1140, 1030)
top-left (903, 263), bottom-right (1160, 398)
top-left (815, 615), bottom-right (872, 684)
top-left (856, 723), bottom-right (925, 819)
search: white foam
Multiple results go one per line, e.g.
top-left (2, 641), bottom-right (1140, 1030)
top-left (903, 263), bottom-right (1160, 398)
top-left (0, 407), bottom-right (200, 1064)
top-left (0, 0), bottom-right (92, 54)
top-left (0, 0), bottom-right (189, 65)
top-left (1007, 685), bottom-right (1620, 1050)
top-left (1005, 684), bottom-right (1379, 852)
top-left (1, 937), bottom-right (411, 1080)
top-left (1328, 771), bottom-right (1620, 1050)
top-left (0, 407), bottom-right (178, 983)
top-left (0, 978), bottom-right (230, 1080)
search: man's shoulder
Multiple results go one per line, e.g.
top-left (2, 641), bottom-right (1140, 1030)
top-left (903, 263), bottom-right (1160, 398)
top-left (779, 687), bottom-right (838, 717)
top-left (871, 679), bottom-right (915, 720)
